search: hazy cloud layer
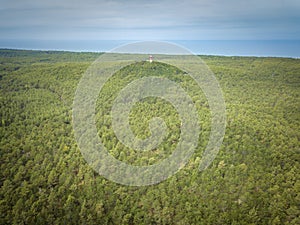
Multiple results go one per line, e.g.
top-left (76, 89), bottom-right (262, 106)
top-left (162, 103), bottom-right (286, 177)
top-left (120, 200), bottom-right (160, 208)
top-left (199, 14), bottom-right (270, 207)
top-left (0, 0), bottom-right (299, 40)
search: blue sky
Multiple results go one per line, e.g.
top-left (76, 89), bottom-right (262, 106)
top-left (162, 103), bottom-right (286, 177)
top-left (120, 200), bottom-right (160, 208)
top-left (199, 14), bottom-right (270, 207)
top-left (0, 0), bottom-right (299, 41)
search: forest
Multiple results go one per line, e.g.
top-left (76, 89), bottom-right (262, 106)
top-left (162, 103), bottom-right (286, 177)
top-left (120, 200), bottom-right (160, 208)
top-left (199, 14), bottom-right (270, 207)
top-left (0, 49), bottom-right (299, 224)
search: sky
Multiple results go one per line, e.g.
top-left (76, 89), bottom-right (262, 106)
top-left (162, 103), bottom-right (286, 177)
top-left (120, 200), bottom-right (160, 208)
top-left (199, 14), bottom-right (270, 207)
top-left (0, 0), bottom-right (300, 41)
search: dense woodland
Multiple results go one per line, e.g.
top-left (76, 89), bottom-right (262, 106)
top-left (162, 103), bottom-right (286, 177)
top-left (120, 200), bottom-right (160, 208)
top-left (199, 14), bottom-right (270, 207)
top-left (0, 49), bottom-right (299, 224)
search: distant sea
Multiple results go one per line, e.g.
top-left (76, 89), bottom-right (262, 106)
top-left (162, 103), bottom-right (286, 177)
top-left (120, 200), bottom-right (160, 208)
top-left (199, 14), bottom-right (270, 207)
top-left (0, 40), bottom-right (299, 58)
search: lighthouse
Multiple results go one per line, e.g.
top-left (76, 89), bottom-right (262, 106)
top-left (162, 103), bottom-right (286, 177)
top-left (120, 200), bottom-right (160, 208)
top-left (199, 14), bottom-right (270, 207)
top-left (149, 55), bottom-right (153, 63)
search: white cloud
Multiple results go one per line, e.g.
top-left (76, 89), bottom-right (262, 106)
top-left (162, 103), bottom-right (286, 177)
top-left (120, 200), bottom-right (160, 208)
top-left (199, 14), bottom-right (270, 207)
top-left (0, 0), bottom-right (299, 40)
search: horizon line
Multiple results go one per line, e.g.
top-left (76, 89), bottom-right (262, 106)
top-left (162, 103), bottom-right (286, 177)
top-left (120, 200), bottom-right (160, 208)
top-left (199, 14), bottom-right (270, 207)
top-left (0, 47), bottom-right (299, 59)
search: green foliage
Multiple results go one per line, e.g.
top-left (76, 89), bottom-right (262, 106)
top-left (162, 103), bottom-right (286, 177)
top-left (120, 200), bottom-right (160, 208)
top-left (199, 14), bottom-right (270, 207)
top-left (0, 49), bottom-right (299, 224)
top-left (95, 61), bottom-right (209, 166)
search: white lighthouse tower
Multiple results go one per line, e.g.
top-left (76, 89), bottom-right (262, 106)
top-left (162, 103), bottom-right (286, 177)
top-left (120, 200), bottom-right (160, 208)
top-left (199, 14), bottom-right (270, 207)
top-left (149, 55), bottom-right (153, 63)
